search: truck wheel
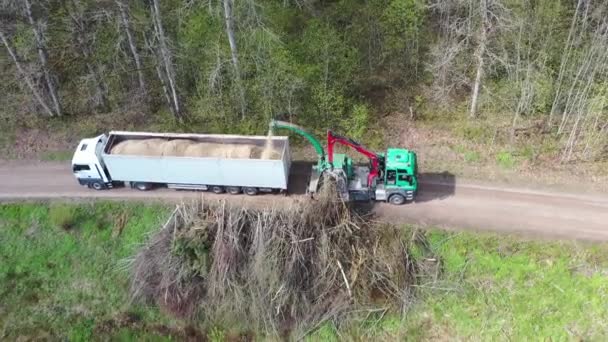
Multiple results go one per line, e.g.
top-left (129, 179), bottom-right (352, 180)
top-left (211, 186), bottom-right (224, 194)
top-left (91, 181), bottom-right (104, 190)
top-left (388, 194), bottom-right (406, 205)
top-left (227, 186), bottom-right (241, 195)
top-left (244, 187), bottom-right (258, 196)
top-left (134, 182), bottom-right (151, 191)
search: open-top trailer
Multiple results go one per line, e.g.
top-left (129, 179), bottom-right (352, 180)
top-left (71, 131), bottom-right (291, 195)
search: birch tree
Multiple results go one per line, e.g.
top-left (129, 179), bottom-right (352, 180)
top-left (468, 0), bottom-right (489, 118)
top-left (149, 0), bottom-right (182, 121)
top-left (0, 28), bottom-right (55, 117)
top-left (222, 0), bottom-right (247, 119)
top-left (428, 0), bottom-right (511, 118)
top-left (115, 0), bottom-right (146, 95)
top-left (67, 0), bottom-right (111, 113)
top-left (23, 0), bottom-right (62, 116)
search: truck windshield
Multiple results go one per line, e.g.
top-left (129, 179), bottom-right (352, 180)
top-left (73, 164), bottom-right (90, 172)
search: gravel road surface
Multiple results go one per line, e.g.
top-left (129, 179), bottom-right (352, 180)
top-left (1, 161), bottom-right (607, 241)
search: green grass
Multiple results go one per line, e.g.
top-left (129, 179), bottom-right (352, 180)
top-left (0, 202), bottom-right (175, 340)
top-left (496, 150), bottom-right (516, 169)
top-left (302, 230), bottom-right (608, 340)
top-left (404, 231), bottom-right (608, 340)
top-left (2, 203), bottom-right (607, 340)
top-left (453, 144), bottom-right (482, 164)
top-left (41, 150), bottom-right (74, 161)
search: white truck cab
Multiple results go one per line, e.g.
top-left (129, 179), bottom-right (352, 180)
top-left (71, 134), bottom-right (112, 190)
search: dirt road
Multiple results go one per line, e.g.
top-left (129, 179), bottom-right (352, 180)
top-left (1, 161), bottom-right (607, 241)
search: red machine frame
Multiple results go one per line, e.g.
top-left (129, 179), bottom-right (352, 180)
top-left (326, 130), bottom-right (383, 188)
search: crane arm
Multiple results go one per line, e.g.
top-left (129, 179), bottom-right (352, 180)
top-left (327, 130), bottom-right (383, 188)
top-left (269, 120), bottom-right (326, 160)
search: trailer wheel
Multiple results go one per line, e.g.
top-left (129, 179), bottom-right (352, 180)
top-left (134, 182), bottom-right (152, 191)
top-left (244, 187), bottom-right (258, 196)
top-left (388, 194), bottom-right (406, 205)
top-left (227, 186), bottom-right (241, 195)
top-left (211, 186), bottom-right (225, 194)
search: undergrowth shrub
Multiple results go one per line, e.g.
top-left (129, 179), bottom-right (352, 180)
top-left (496, 150), bottom-right (516, 169)
top-left (48, 204), bottom-right (78, 230)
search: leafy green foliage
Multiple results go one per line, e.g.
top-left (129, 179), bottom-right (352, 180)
top-left (348, 103), bottom-right (371, 141)
top-left (381, 0), bottom-right (426, 55)
top-left (1, 0), bottom-right (607, 161)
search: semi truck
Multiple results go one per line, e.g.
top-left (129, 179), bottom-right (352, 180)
top-left (71, 122), bottom-right (418, 204)
top-left (71, 131), bottom-right (291, 195)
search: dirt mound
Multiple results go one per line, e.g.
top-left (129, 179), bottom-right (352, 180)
top-left (110, 138), bottom-right (281, 159)
top-left (129, 183), bottom-right (439, 338)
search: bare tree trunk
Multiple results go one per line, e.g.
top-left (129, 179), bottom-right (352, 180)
top-left (469, 44), bottom-right (484, 118)
top-left (0, 29), bottom-right (55, 117)
top-left (143, 34), bottom-right (173, 110)
top-left (115, 0), bottom-right (146, 94)
top-left (549, 0), bottom-right (583, 128)
top-left (222, 0), bottom-right (247, 119)
top-left (469, 0), bottom-right (487, 119)
top-left (150, 0), bottom-right (182, 120)
top-left (24, 0), bottom-right (62, 116)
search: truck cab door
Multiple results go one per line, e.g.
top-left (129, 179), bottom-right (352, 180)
top-left (396, 169), bottom-right (414, 189)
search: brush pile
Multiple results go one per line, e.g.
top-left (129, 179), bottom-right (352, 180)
top-left (130, 184), bottom-right (437, 336)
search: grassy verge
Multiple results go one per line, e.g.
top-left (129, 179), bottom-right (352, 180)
top-left (0, 202), bottom-right (176, 340)
top-left (404, 230), bottom-right (608, 340)
top-left (40, 150), bottom-right (74, 161)
top-left (1, 203), bottom-right (607, 340)
top-left (305, 230), bottom-right (608, 341)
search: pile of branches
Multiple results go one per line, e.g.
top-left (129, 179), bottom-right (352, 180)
top-left (130, 185), bottom-right (438, 337)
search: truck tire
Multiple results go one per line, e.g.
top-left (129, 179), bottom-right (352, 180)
top-left (211, 186), bottom-right (224, 194)
top-left (134, 182), bottom-right (152, 191)
top-left (227, 186), bottom-right (241, 195)
top-left (244, 187), bottom-right (258, 196)
top-left (91, 181), bottom-right (104, 190)
top-left (388, 194), bottom-right (406, 205)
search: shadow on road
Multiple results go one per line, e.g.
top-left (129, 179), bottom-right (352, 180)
top-left (415, 172), bottom-right (456, 203)
top-left (288, 161), bottom-right (456, 203)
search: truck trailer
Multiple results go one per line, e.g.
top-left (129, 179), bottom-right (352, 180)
top-left (71, 131), bottom-right (291, 195)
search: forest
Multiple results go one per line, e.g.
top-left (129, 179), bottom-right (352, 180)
top-left (1, 0), bottom-right (607, 161)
